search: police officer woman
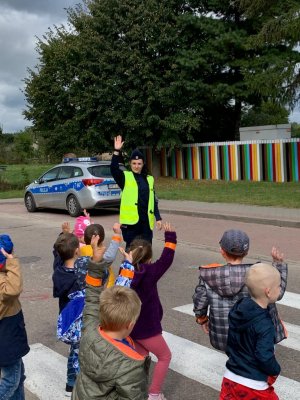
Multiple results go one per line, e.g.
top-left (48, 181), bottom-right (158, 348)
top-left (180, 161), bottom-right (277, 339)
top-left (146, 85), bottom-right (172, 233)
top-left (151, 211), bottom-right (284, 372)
top-left (110, 135), bottom-right (162, 249)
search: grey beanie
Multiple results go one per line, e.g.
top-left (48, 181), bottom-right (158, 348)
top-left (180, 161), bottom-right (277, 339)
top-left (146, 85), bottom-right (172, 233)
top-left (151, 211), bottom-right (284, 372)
top-left (219, 229), bottom-right (249, 256)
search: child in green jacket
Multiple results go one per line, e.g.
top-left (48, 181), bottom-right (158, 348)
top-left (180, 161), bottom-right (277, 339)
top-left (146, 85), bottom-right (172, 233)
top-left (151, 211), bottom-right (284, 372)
top-left (72, 235), bottom-right (149, 400)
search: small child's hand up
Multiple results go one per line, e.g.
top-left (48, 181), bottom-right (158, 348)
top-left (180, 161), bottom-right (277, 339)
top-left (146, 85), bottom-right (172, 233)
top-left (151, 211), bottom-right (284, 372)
top-left (0, 248), bottom-right (13, 259)
top-left (271, 246), bottom-right (284, 262)
top-left (83, 209), bottom-right (91, 220)
top-left (61, 222), bottom-right (71, 233)
top-left (119, 247), bottom-right (133, 264)
top-left (91, 234), bottom-right (106, 262)
top-left (163, 222), bottom-right (175, 232)
top-left (113, 223), bottom-right (122, 234)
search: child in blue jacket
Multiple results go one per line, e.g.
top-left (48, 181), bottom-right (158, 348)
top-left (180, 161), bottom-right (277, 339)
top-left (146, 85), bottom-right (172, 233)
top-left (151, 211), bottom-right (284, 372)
top-left (220, 263), bottom-right (282, 400)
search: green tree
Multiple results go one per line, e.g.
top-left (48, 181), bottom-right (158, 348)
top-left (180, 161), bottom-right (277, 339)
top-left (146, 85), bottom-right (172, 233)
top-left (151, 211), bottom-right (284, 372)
top-left (23, 0), bottom-right (300, 152)
top-left (237, 0), bottom-right (300, 104)
top-left (241, 101), bottom-right (289, 126)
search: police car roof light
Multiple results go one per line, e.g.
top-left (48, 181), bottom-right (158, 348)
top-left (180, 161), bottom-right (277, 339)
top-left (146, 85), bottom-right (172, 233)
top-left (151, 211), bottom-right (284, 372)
top-left (63, 157), bottom-right (98, 163)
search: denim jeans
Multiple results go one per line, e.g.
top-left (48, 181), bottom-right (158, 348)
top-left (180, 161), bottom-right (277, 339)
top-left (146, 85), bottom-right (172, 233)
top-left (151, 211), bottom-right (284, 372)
top-left (67, 343), bottom-right (80, 388)
top-left (0, 359), bottom-right (25, 400)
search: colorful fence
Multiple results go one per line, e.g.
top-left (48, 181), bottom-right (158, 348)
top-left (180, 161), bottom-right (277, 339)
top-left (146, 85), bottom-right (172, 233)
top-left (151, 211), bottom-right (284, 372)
top-left (157, 139), bottom-right (300, 182)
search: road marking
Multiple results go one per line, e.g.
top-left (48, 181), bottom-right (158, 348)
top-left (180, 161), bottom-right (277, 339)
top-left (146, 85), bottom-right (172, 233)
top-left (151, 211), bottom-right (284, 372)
top-left (278, 291), bottom-right (300, 310)
top-left (23, 343), bottom-right (66, 400)
top-left (162, 331), bottom-right (300, 400)
top-left (24, 334), bottom-right (300, 400)
top-left (173, 297), bottom-right (300, 352)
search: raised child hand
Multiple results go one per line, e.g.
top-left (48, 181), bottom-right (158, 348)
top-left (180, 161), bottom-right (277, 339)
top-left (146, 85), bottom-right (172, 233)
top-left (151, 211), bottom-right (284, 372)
top-left (0, 248), bottom-right (13, 259)
top-left (118, 247), bottom-right (133, 263)
top-left (163, 221), bottom-right (175, 232)
top-left (61, 222), bottom-right (71, 234)
top-left (113, 223), bottom-right (122, 234)
top-left (83, 209), bottom-right (91, 220)
top-left (91, 234), bottom-right (106, 262)
top-left (114, 135), bottom-right (124, 150)
top-left (271, 246), bottom-right (284, 262)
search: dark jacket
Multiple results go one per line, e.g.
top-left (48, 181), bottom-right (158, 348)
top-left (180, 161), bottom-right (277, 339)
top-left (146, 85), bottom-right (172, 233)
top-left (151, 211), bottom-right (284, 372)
top-left (110, 154), bottom-right (161, 222)
top-left (226, 297), bottom-right (281, 382)
top-left (52, 263), bottom-right (80, 312)
top-left (130, 231), bottom-right (176, 340)
top-left (72, 259), bottom-right (150, 400)
top-left (192, 261), bottom-right (287, 351)
top-left (0, 258), bottom-right (30, 367)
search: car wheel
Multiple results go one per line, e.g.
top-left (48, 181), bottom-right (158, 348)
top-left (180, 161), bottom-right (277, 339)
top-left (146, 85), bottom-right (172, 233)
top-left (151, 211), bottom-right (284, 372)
top-left (25, 192), bottom-right (37, 212)
top-left (66, 195), bottom-right (82, 217)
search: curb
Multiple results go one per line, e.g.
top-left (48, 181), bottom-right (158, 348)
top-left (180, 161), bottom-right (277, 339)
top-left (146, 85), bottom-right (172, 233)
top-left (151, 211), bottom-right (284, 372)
top-left (159, 208), bottom-right (300, 229)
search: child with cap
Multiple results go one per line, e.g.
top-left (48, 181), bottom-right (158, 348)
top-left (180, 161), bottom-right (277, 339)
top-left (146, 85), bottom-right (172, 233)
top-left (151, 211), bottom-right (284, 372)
top-left (0, 235), bottom-right (30, 399)
top-left (192, 229), bottom-right (288, 351)
top-left (220, 263), bottom-right (282, 400)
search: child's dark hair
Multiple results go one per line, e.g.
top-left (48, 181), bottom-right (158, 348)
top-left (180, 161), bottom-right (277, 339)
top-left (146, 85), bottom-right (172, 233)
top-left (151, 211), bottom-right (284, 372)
top-left (128, 239), bottom-right (152, 270)
top-left (84, 224), bottom-right (105, 245)
top-left (54, 233), bottom-right (79, 261)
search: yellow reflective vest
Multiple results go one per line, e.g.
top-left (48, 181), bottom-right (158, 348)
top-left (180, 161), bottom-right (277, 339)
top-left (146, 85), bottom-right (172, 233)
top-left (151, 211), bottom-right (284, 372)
top-left (120, 171), bottom-right (155, 229)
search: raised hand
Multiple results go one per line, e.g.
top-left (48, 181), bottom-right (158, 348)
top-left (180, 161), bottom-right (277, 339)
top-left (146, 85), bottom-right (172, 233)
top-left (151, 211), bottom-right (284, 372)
top-left (118, 247), bottom-right (133, 263)
top-left (114, 135), bottom-right (124, 150)
top-left (271, 246), bottom-right (284, 262)
top-left (0, 248), bottom-right (13, 259)
top-left (91, 234), bottom-right (106, 262)
top-left (113, 223), bottom-right (122, 234)
top-left (61, 222), bottom-right (71, 233)
top-left (83, 209), bottom-right (90, 220)
top-left (163, 221), bottom-right (175, 232)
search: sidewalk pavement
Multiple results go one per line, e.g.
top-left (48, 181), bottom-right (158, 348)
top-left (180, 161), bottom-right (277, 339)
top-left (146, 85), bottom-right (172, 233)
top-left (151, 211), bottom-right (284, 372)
top-left (1, 198), bottom-right (299, 228)
top-left (159, 199), bottom-right (300, 229)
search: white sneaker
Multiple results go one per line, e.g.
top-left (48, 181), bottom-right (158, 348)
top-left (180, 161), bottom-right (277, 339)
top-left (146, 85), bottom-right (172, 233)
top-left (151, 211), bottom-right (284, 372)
top-left (148, 394), bottom-right (167, 400)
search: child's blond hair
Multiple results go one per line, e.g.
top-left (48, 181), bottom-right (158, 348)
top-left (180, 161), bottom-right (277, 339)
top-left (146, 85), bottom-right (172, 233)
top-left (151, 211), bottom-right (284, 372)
top-left (99, 286), bottom-right (141, 331)
top-left (245, 263), bottom-right (280, 299)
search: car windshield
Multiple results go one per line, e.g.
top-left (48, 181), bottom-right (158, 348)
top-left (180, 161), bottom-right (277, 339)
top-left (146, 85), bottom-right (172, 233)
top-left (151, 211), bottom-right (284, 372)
top-left (88, 165), bottom-right (112, 178)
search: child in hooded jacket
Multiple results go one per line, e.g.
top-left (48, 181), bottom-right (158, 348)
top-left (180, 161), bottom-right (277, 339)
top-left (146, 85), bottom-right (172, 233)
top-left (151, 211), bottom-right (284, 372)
top-left (115, 222), bottom-right (176, 400)
top-left (192, 229), bottom-right (288, 352)
top-left (220, 263), bottom-right (282, 400)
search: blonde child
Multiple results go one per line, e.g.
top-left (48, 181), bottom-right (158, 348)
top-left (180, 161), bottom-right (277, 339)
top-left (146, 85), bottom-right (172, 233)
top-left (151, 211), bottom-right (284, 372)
top-left (72, 235), bottom-right (149, 399)
top-left (220, 263), bottom-right (281, 400)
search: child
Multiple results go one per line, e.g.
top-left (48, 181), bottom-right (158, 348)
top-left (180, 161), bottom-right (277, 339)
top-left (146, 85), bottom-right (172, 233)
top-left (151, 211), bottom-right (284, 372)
top-left (72, 235), bottom-right (150, 400)
top-left (52, 232), bottom-right (81, 396)
top-left (192, 229), bottom-right (287, 351)
top-left (54, 224), bottom-right (122, 393)
top-left (115, 222), bottom-right (176, 400)
top-left (0, 235), bottom-right (30, 400)
top-left (54, 221), bottom-right (117, 286)
top-left (220, 263), bottom-right (281, 400)
top-left (75, 223), bottom-right (120, 289)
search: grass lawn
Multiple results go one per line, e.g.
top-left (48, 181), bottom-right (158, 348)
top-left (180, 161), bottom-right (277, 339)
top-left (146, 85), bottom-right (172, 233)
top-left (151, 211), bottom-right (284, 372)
top-left (0, 164), bottom-right (299, 208)
top-left (155, 177), bottom-right (300, 208)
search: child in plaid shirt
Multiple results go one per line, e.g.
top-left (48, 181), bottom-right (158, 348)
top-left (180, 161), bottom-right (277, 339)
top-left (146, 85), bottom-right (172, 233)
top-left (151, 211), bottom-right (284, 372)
top-left (192, 229), bottom-right (288, 351)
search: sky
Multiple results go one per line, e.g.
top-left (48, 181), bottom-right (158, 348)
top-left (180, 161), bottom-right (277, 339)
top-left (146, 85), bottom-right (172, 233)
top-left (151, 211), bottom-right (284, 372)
top-left (0, 0), bottom-right (79, 133)
top-left (1, 1), bottom-right (300, 133)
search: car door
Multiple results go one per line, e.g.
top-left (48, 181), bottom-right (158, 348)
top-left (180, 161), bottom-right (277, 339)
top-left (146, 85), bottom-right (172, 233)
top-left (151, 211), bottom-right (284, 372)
top-left (55, 166), bottom-right (76, 207)
top-left (35, 167), bottom-right (61, 207)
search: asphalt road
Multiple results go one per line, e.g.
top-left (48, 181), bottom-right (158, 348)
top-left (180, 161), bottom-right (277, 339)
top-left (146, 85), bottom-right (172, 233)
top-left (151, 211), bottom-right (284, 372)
top-left (0, 200), bottom-right (299, 399)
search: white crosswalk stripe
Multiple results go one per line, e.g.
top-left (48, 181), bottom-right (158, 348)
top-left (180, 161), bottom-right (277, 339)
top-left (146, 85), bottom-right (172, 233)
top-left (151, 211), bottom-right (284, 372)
top-left (173, 290), bottom-right (300, 352)
top-left (23, 293), bottom-right (300, 399)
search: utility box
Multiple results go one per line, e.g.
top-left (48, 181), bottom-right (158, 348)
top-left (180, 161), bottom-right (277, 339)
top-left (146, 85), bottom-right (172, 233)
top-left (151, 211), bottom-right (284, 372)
top-left (239, 124), bottom-right (291, 141)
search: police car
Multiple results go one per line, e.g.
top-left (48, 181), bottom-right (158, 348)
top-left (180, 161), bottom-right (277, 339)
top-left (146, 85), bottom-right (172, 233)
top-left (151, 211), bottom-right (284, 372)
top-left (24, 157), bottom-right (121, 217)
